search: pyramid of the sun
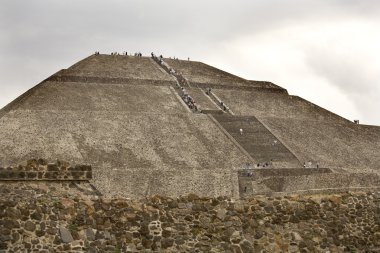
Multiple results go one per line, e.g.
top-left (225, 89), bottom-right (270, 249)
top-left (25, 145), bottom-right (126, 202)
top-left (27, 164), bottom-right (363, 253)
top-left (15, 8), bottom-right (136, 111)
top-left (0, 54), bottom-right (379, 198)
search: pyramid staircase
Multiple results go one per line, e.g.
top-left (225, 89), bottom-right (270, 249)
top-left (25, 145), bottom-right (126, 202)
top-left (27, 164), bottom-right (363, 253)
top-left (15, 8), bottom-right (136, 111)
top-left (211, 114), bottom-right (301, 168)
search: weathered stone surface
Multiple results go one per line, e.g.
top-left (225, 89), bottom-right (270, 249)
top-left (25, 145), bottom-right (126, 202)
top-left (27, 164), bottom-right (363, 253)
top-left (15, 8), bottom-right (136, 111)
top-left (217, 208), bottom-right (227, 220)
top-left (46, 227), bottom-right (57, 235)
top-left (59, 226), bottom-right (74, 243)
top-left (1, 182), bottom-right (380, 252)
top-left (86, 228), bottom-right (95, 241)
top-left (24, 221), bottom-right (36, 232)
top-left (161, 238), bottom-right (174, 249)
top-left (31, 211), bottom-right (42, 220)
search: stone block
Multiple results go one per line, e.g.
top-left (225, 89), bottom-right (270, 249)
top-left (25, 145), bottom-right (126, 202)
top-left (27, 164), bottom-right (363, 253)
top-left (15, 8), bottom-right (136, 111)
top-left (59, 226), bottom-right (74, 243)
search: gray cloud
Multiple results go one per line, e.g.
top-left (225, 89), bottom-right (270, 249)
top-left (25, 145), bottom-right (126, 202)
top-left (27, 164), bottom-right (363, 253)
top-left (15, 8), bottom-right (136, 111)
top-left (305, 46), bottom-right (380, 124)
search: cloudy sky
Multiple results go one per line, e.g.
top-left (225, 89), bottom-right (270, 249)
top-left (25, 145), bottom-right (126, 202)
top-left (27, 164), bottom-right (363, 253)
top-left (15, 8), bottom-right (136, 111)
top-left (1, 0), bottom-right (379, 125)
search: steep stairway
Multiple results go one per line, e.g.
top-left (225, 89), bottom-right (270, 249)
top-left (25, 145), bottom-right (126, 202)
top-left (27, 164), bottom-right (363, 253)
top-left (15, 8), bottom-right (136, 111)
top-left (151, 54), bottom-right (223, 113)
top-left (186, 88), bottom-right (220, 111)
top-left (212, 114), bottom-right (301, 168)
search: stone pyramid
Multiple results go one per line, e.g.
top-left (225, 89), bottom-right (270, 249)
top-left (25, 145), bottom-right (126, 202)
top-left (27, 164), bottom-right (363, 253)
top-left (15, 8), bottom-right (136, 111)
top-left (0, 53), bottom-right (379, 198)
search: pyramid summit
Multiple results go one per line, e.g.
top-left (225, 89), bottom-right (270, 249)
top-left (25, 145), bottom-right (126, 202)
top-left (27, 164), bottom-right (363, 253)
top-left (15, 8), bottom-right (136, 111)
top-left (0, 53), bottom-right (379, 198)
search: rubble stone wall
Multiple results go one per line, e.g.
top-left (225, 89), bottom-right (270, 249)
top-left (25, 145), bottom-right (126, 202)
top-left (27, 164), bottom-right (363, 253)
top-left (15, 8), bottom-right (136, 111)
top-left (1, 188), bottom-right (380, 252)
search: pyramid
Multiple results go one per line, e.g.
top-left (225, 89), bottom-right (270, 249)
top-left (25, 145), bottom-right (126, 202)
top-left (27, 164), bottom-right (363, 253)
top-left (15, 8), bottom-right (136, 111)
top-left (0, 53), bottom-right (379, 198)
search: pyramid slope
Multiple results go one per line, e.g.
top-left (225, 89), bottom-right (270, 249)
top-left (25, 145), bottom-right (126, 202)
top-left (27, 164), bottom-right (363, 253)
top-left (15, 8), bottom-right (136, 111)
top-left (13, 81), bottom-right (185, 113)
top-left (213, 88), bottom-right (380, 171)
top-left (0, 72), bottom-right (249, 198)
top-left (0, 54), bottom-right (379, 198)
top-left (165, 58), bottom-right (283, 90)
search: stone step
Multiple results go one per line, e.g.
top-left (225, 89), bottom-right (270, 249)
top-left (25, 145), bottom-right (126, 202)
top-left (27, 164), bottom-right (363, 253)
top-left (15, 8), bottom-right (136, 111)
top-left (212, 114), bottom-right (301, 167)
top-left (186, 88), bottom-right (220, 111)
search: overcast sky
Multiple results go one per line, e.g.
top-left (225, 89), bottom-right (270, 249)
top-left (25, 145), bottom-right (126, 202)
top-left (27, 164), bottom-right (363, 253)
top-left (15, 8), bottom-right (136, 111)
top-left (1, 0), bottom-right (379, 125)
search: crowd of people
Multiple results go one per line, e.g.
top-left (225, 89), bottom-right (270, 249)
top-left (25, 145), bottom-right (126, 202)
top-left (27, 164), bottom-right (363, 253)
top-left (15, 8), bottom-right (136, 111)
top-left (151, 52), bottom-right (198, 112)
top-left (94, 51), bottom-right (144, 57)
top-left (256, 161), bottom-right (273, 168)
top-left (181, 88), bottom-right (198, 111)
top-left (152, 53), bottom-right (170, 70)
top-left (151, 53), bottom-right (191, 89)
top-left (94, 51), bottom-right (191, 60)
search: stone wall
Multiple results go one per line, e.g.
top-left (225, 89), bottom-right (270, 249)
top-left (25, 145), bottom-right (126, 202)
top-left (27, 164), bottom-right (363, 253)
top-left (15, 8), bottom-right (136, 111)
top-left (0, 159), bottom-right (92, 181)
top-left (238, 169), bottom-right (380, 197)
top-left (1, 186), bottom-right (380, 252)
